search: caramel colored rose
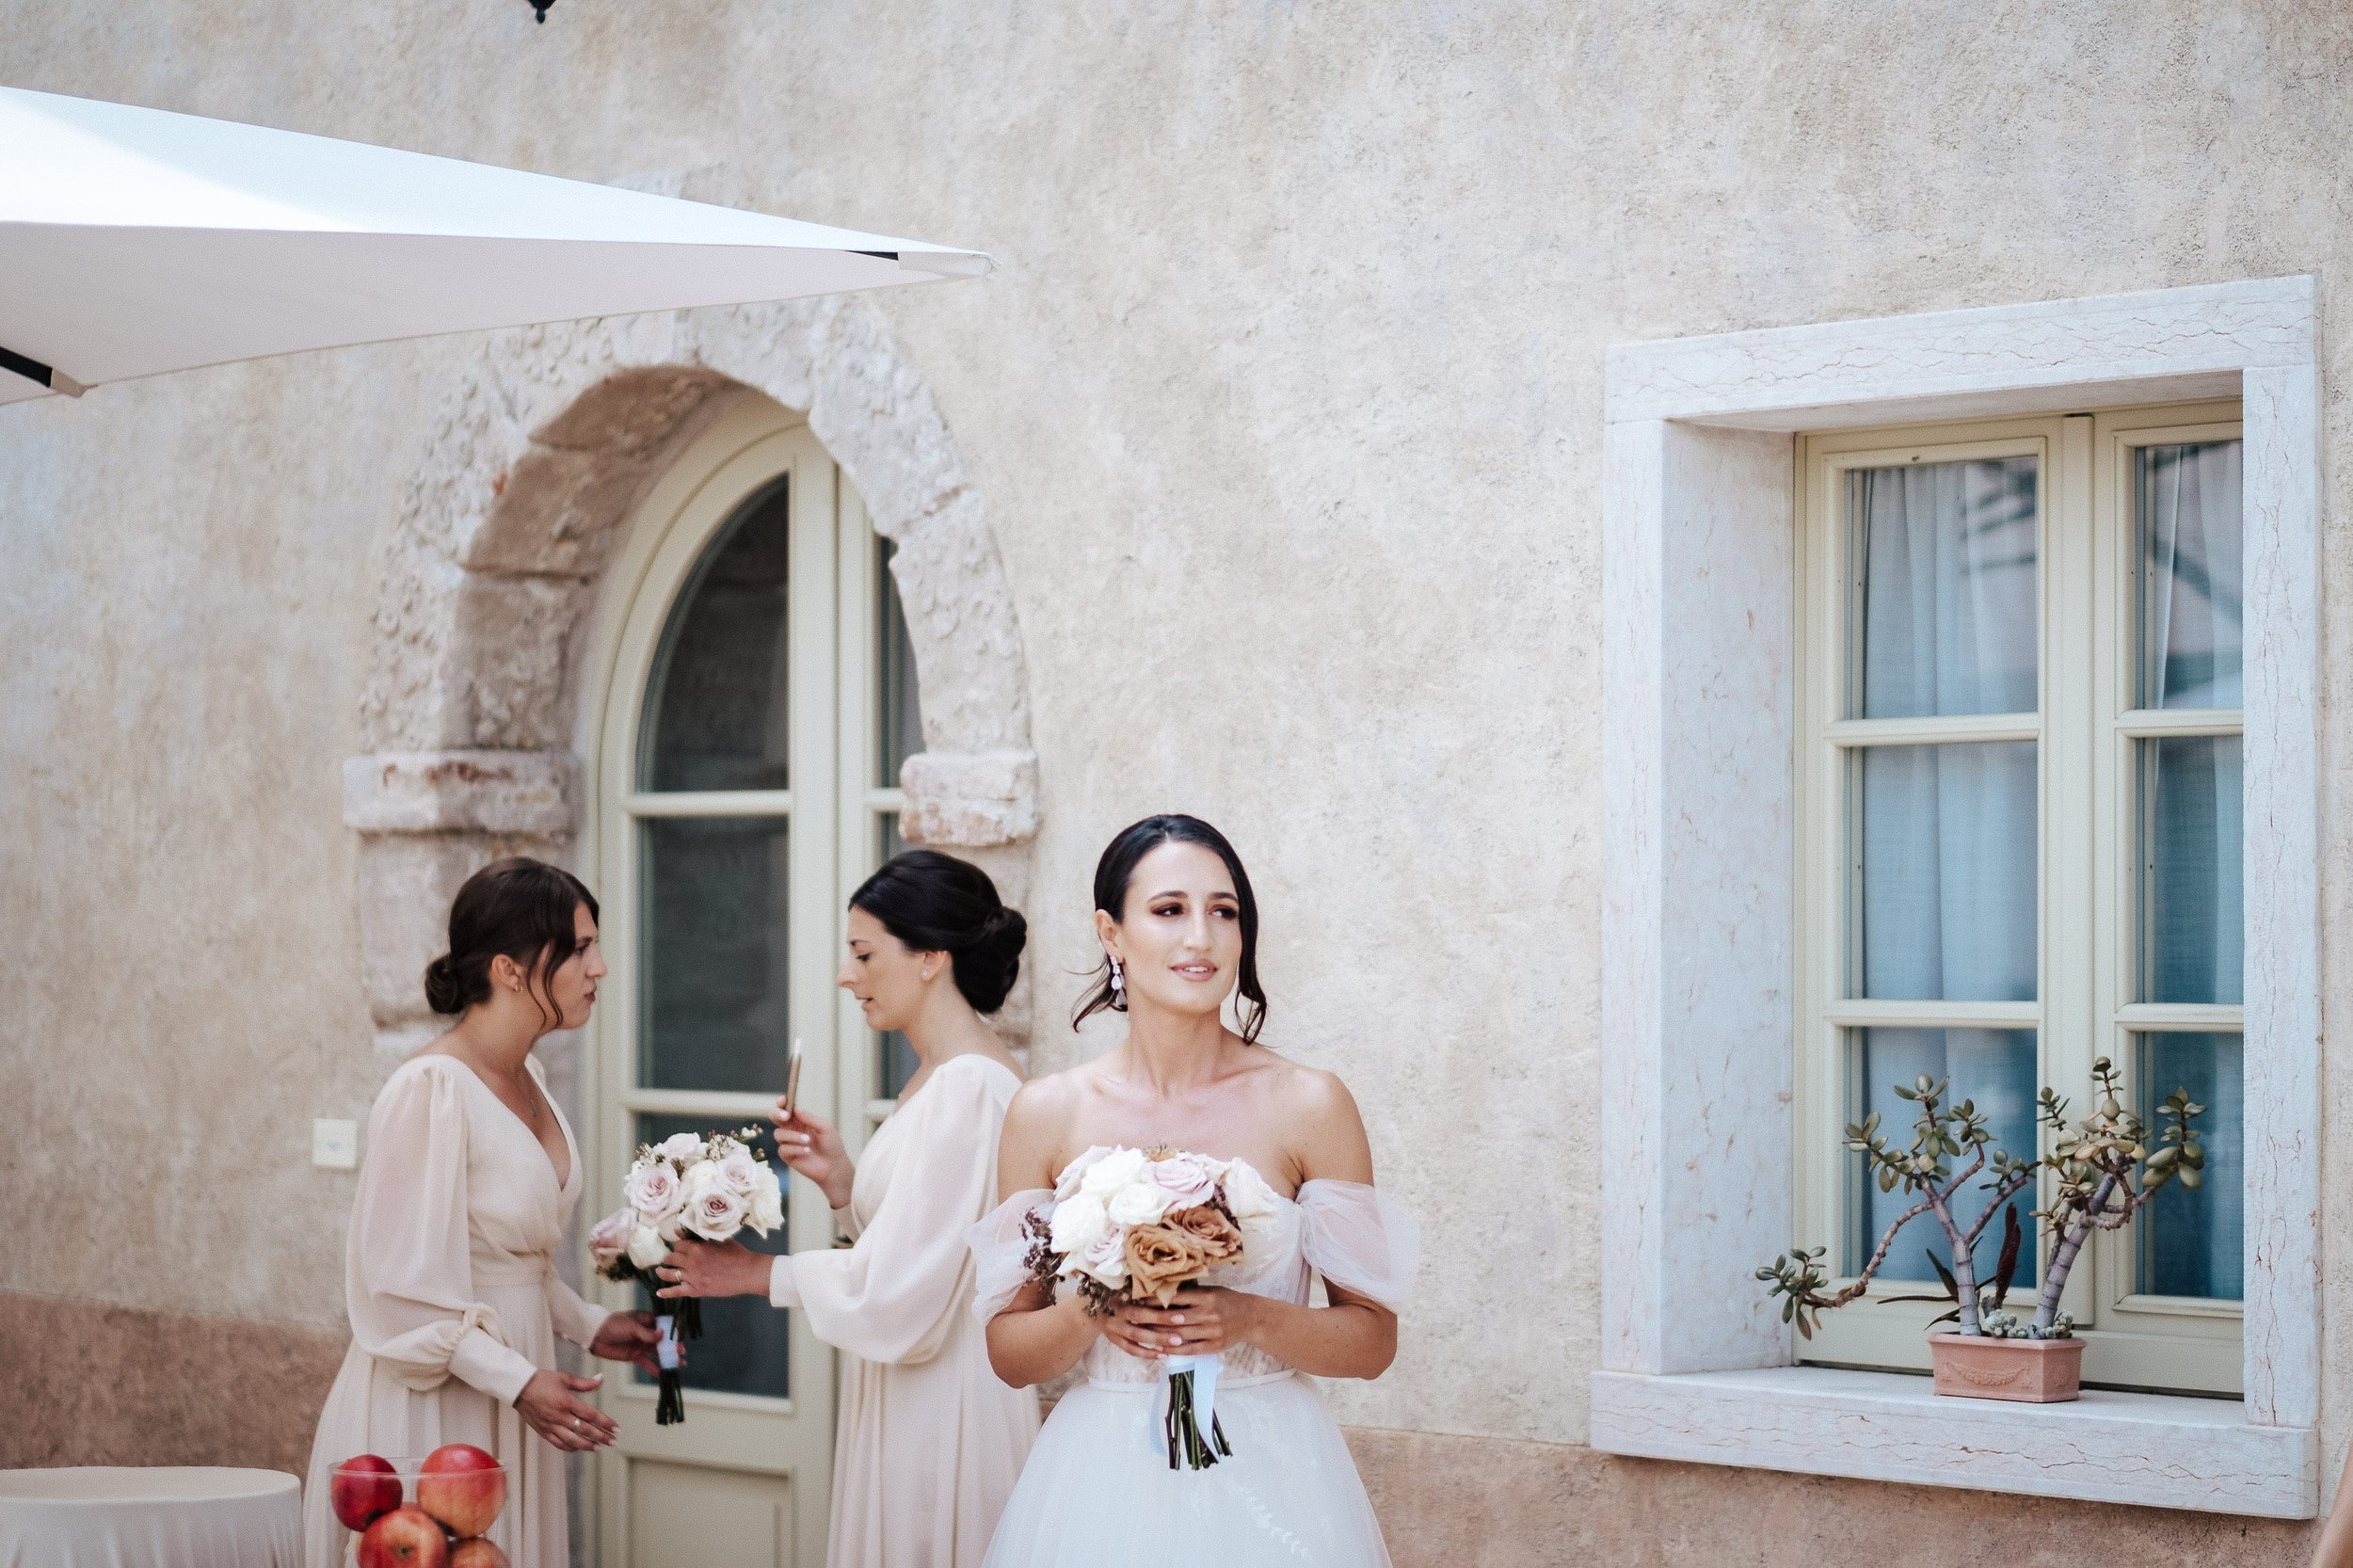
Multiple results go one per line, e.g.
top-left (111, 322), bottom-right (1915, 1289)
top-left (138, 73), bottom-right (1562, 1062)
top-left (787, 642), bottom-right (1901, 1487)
top-left (1124, 1224), bottom-right (1210, 1306)
top-left (1164, 1203), bottom-right (1241, 1263)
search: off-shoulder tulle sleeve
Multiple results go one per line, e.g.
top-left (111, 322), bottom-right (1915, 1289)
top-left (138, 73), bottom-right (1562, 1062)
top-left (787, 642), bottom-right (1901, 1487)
top-left (344, 1061), bottom-right (539, 1405)
top-left (967, 1189), bottom-right (1052, 1324)
top-left (1296, 1179), bottom-right (1419, 1313)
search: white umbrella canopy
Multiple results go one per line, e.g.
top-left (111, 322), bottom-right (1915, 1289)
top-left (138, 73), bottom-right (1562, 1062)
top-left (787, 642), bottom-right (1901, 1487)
top-left (0, 86), bottom-right (991, 407)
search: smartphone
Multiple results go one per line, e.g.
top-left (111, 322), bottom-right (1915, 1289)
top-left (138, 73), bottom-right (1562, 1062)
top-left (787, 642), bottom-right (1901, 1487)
top-left (780, 1040), bottom-right (804, 1123)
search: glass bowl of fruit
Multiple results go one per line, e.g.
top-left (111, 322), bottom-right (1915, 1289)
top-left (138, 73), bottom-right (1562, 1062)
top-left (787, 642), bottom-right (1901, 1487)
top-left (331, 1444), bottom-right (509, 1566)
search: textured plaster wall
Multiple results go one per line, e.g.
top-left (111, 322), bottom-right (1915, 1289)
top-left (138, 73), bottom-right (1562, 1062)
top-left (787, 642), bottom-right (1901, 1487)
top-left (4, 0), bottom-right (2351, 1497)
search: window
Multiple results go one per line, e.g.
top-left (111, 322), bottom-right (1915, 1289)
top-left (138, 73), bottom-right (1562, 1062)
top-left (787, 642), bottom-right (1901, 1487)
top-left (1592, 276), bottom-right (2316, 1515)
top-left (1794, 404), bottom-right (2244, 1393)
top-left (872, 535), bottom-right (924, 1100)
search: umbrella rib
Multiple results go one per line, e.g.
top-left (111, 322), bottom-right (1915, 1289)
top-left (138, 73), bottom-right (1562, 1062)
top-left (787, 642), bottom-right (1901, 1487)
top-left (0, 344), bottom-right (84, 397)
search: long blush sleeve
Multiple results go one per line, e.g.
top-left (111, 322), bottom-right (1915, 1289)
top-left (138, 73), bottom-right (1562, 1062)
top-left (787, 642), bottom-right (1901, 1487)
top-left (768, 1057), bottom-right (1008, 1366)
top-left (342, 1061), bottom-right (539, 1406)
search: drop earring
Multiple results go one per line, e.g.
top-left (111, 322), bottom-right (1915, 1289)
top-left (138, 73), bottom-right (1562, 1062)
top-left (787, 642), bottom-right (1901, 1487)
top-left (1109, 956), bottom-right (1126, 1009)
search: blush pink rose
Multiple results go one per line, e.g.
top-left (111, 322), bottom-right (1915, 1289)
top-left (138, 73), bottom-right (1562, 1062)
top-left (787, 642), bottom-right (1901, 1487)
top-left (1147, 1153), bottom-right (1220, 1209)
top-left (588, 1208), bottom-right (632, 1264)
top-left (625, 1160), bottom-right (684, 1224)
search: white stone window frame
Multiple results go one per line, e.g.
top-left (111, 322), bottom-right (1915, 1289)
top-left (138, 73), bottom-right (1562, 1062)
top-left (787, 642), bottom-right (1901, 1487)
top-left (1592, 277), bottom-right (2320, 1517)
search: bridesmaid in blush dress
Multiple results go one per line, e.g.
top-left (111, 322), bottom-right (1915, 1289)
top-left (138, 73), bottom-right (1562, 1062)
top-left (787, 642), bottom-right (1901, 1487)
top-left (660, 850), bottom-right (1041, 1568)
top-left (972, 815), bottom-right (1417, 1568)
top-left (302, 859), bottom-right (660, 1568)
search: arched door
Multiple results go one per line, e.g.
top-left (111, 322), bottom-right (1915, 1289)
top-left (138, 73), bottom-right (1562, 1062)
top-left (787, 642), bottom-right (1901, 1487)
top-left (583, 397), bottom-right (921, 1566)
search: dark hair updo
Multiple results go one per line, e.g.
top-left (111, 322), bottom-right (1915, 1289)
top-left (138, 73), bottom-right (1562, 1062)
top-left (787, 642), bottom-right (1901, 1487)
top-left (1073, 813), bottom-right (1267, 1043)
top-left (849, 849), bottom-right (1027, 1015)
top-left (424, 856), bottom-right (600, 1023)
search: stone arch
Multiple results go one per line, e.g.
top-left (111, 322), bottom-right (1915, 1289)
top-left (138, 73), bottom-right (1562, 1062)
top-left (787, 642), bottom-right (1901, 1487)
top-left (344, 299), bottom-right (1036, 1054)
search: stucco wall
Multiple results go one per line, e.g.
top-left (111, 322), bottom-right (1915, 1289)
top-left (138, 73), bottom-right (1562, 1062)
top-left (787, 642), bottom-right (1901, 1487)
top-left (3, 0), bottom-right (2349, 1549)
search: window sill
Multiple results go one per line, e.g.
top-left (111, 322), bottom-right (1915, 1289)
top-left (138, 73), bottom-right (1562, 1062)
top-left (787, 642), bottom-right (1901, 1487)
top-left (1590, 1367), bottom-right (2315, 1517)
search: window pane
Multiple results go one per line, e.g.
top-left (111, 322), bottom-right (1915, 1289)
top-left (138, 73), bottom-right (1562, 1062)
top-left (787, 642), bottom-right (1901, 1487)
top-left (2144, 735), bottom-right (2243, 1005)
top-left (640, 817), bottom-right (793, 1094)
top-left (874, 810), bottom-right (918, 1097)
top-left (877, 536), bottom-right (923, 789)
top-left (629, 1113), bottom-right (792, 1400)
top-left (2139, 440), bottom-right (2244, 710)
top-left (1857, 742), bottom-right (2038, 1001)
top-left (2134, 1033), bottom-right (2244, 1301)
top-left (640, 479), bottom-right (791, 792)
top-left (1849, 456), bottom-right (2039, 719)
top-left (1848, 1028), bottom-right (2039, 1287)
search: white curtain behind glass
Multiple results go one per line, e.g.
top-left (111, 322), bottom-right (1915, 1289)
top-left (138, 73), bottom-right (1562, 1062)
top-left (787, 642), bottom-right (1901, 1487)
top-left (1849, 458), bottom-right (2041, 1281)
top-left (2137, 440), bottom-right (2245, 1299)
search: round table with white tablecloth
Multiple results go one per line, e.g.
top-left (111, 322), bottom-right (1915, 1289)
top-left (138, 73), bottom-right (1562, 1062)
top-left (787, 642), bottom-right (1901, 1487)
top-left (0, 1467), bottom-right (302, 1568)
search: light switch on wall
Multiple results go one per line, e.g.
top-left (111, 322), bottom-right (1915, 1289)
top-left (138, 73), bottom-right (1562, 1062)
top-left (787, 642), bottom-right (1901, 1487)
top-left (313, 1118), bottom-right (359, 1170)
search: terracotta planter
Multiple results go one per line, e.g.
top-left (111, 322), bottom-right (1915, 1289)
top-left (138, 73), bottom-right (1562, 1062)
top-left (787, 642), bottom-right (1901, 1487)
top-left (1928, 1332), bottom-right (2085, 1402)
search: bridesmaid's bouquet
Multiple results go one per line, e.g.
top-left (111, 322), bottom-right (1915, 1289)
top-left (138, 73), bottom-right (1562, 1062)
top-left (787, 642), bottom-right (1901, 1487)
top-left (589, 1127), bottom-right (783, 1425)
top-left (1023, 1144), bottom-right (1282, 1469)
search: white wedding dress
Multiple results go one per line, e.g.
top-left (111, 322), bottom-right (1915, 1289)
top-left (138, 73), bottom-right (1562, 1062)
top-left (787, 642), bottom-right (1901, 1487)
top-left (969, 1177), bottom-right (1417, 1567)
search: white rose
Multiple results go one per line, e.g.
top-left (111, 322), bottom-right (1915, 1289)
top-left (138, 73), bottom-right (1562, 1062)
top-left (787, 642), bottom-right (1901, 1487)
top-left (747, 1166), bottom-right (785, 1236)
top-left (1222, 1159), bottom-right (1282, 1236)
top-left (625, 1160), bottom-right (685, 1224)
top-left (1049, 1193), bottom-right (1110, 1258)
top-left (1078, 1146), bottom-right (1147, 1200)
top-left (1055, 1145), bottom-right (1114, 1200)
top-left (714, 1149), bottom-right (761, 1201)
top-left (658, 1132), bottom-right (707, 1163)
top-left (627, 1223), bottom-right (667, 1270)
top-left (1106, 1179), bottom-right (1174, 1228)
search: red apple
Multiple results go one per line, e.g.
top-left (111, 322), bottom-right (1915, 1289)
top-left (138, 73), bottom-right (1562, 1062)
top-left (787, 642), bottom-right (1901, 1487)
top-left (416, 1443), bottom-right (506, 1539)
top-left (357, 1507), bottom-right (449, 1568)
top-left (331, 1454), bottom-right (403, 1532)
top-left (449, 1540), bottom-right (509, 1568)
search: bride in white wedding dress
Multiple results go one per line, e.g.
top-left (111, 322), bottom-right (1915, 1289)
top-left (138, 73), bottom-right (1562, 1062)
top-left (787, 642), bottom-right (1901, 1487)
top-left (971, 814), bottom-right (1417, 1568)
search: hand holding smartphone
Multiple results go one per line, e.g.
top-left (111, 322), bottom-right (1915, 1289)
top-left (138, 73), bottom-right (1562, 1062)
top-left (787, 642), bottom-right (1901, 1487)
top-left (779, 1038), bottom-right (804, 1123)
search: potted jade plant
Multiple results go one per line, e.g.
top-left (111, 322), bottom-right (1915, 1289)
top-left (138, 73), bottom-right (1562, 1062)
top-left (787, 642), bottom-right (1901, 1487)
top-left (1757, 1058), bottom-right (2205, 1402)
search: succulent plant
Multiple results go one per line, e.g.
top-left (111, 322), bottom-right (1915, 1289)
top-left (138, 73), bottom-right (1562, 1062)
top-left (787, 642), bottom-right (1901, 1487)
top-left (1758, 1058), bottom-right (2204, 1341)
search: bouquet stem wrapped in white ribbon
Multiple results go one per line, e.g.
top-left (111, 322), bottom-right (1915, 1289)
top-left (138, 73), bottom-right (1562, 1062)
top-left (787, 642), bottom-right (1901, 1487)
top-left (589, 1127), bottom-right (784, 1426)
top-left (1022, 1144), bottom-right (1283, 1470)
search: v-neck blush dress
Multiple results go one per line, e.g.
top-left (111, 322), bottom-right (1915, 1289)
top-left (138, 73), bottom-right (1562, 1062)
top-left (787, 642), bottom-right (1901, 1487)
top-left (301, 1053), bottom-right (608, 1568)
top-left (764, 1053), bottom-right (1041, 1568)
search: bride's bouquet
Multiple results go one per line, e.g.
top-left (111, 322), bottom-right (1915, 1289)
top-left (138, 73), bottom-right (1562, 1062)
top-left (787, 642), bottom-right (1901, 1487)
top-left (589, 1127), bottom-right (783, 1425)
top-left (1022, 1144), bottom-right (1282, 1469)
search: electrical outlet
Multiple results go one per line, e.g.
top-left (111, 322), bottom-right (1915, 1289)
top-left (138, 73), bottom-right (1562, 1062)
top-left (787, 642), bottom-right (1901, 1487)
top-left (312, 1118), bottom-right (359, 1170)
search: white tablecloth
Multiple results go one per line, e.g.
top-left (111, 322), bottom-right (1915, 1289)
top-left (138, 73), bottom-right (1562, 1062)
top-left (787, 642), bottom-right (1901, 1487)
top-left (0, 1468), bottom-right (302, 1568)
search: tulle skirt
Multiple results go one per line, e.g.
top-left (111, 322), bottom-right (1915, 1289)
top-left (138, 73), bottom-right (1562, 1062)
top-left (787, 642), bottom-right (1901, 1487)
top-left (981, 1371), bottom-right (1392, 1568)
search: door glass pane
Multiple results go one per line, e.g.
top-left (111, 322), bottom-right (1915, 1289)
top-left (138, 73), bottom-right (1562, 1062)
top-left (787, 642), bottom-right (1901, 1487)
top-left (875, 540), bottom-right (922, 1099)
top-left (2138, 440), bottom-right (2244, 710)
top-left (2134, 1033), bottom-right (2244, 1301)
top-left (1856, 742), bottom-right (2038, 1001)
top-left (877, 536), bottom-right (923, 789)
top-left (1849, 456), bottom-right (2039, 719)
top-left (640, 479), bottom-right (792, 792)
top-left (1848, 1028), bottom-right (2039, 1287)
top-left (641, 817), bottom-right (793, 1093)
top-left (2143, 735), bottom-right (2243, 1005)
top-left (630, 1113), bottom-right (792, 1400)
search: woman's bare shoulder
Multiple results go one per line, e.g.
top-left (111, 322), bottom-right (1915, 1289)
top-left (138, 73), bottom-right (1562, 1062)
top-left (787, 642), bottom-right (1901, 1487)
top-left (1250, 1048), bottom-right (1373, 1182)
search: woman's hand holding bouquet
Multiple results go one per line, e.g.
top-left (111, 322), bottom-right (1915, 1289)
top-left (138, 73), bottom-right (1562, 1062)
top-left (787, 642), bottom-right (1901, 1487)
top-left (585, 1128), bottom-right (784, 1425)
top-left (1023, 1144), bottom-right (1283, 1469)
